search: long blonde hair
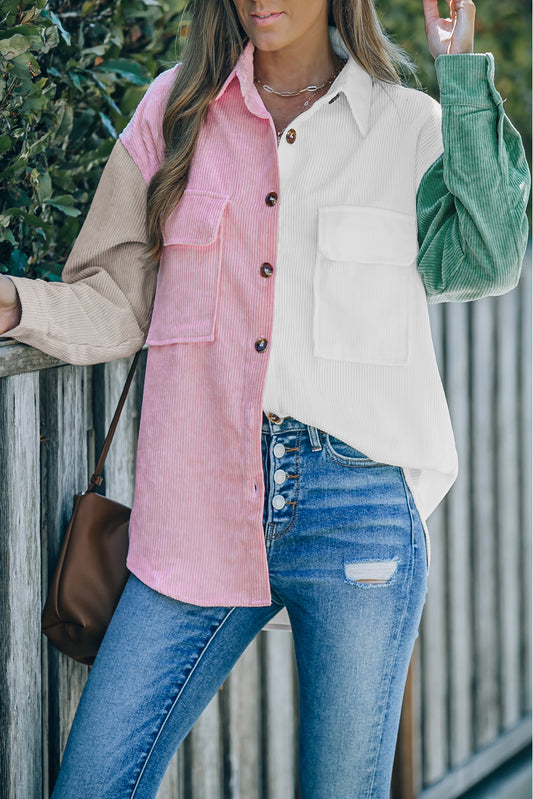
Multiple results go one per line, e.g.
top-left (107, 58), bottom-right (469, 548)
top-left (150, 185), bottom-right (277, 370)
top-left (146, 0), bottom-right (413, 259)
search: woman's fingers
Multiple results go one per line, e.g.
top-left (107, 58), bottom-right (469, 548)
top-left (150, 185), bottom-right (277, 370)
top-left (423, 0), bottom-right (475, 58)
top-left (0, 276), bottom-right (22, 334)
top-left (422, 0), bottom-right (442, 29)
top-left (447, 0), bottom-right (476, 53)
top-left (0, 275), bottom-right (18, 309)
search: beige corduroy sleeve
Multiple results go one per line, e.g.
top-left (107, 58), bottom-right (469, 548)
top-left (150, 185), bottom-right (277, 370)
top-left (6, 138), bottom-right (158, 365)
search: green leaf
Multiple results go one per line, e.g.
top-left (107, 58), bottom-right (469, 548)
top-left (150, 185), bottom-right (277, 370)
top-left (80, 44), bottom-right (107, 57)
top-left (0, 0), bottom-right (21, 14)
top-left (94, 58), bottom-right (151, 86)
top-left (0, 229), bottom-right (16, 246)
top-left (48, 10), bottom-right (72, 46)
top-left (0, 26), bottom-right (43, 44)
top-left (36, 171), bottom-right (52, 202)
top-left (9, 51), bottom-right (41, 81)
top-left (0, 208), bottom-right (52, 235)
top-left (0, 34), bottom-right (33, 59)
top-left (0, 135), bottom-right (11, 155)
top-left (89, 72), bottom-right (122, 114)
top-left (8, 248), bottom-right (28, 276)
top-left (45, 196), bottom-right (81, 216)
top-left (53, 102), bottom-right (74, 141)
top-left (98, 110), bottom-right (117, 138)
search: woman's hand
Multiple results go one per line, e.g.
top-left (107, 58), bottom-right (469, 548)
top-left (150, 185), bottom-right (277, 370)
top-left (0, 275), bottom-right (22, 334)
top-left (423, 0), bottom-right (475, 59)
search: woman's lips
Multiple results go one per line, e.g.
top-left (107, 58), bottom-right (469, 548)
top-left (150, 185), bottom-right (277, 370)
top-left (250, 11), bottom-right (283, 26)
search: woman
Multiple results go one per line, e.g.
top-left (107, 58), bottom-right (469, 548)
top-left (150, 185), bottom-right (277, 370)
top-left (0, 0), bottom-right (529, 796)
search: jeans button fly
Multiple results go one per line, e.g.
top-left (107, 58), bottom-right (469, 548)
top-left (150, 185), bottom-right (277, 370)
top-left (274, 469), bottom-right (286, 485)
top-left (272, 495), bottom-right (286, 510)
top-left (273, 443), bottom-right (286, 458)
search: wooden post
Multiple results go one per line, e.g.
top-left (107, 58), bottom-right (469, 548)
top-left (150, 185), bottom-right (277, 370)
top-left (0, 372), bottom-right (42, 799)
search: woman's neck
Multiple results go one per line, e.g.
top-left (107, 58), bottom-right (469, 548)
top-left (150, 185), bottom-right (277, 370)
top-left (253, 28), bottom-right (340, 93)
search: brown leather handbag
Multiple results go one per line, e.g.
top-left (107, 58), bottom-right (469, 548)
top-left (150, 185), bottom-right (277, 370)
top-left (41, 351), bottom-right (142, 666)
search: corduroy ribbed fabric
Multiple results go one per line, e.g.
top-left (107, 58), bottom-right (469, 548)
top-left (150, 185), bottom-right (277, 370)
top-left (5, 33), bottom-right (529, 605)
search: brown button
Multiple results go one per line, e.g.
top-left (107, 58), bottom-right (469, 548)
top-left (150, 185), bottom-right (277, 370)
top-left (260, 263), bottom-right (274, 278)
top-left (265, 192), bottom-right (278, 206)
top-left (255, 337), bottom-right (268, 352)
top-left (267, 413), bottom-right (282, 423)
top-left (285, 129), bottom-right (296, 144)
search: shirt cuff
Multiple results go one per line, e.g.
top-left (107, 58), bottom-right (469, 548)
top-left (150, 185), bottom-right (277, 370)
top-left (1, 276), bottom-right (50, 341)
top-left (435, 52), bottom-right (501, 108)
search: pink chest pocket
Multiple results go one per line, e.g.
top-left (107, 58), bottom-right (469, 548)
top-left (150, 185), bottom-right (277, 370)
top-left (146, 189), bottom-right (230, 345)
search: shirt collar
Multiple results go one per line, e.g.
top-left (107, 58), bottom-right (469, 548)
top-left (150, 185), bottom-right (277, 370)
top-left (327, 27), bottom-right (373, 138)
top-left (214, 27), bottom-right (373, 137)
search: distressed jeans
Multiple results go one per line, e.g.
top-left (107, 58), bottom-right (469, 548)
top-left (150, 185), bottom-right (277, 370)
top-left (51, 413), bottom-right (429, 799)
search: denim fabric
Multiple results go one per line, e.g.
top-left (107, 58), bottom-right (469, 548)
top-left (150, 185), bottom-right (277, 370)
top-left (51, 414), bottom-right (429, 799)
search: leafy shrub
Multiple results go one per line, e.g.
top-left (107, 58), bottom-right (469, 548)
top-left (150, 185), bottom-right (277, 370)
top-left (0, 0), bottom-right (187, 279)
top-left (0, 0), bottom-right (530, 280)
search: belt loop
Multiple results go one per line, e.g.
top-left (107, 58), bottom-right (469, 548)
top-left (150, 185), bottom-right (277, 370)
top-left (306, 424), bottom-right (322, 451)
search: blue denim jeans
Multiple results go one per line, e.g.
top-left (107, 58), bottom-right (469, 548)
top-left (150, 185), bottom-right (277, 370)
top-left (51, 414), bottom-right (429, 799)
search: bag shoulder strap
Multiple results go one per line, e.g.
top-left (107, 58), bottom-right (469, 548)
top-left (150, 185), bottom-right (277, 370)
top-left (86, 350), bottom-right (143, 493)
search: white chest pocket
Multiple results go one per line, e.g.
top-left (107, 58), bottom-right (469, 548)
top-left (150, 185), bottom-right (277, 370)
top-left (146, 190), bottom-right (230, 346)
top-left (313, 206), bottom-right (419, 366)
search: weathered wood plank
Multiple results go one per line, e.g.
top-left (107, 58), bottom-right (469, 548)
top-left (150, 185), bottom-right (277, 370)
top-left (496, 288), bottom-right (522, 731)
top-left (422, 304), bottom-right (449, 786)
top-left (391, 650), bottom-right (418, 799)
top-left (184, 694), bottom-right (223, 799)
top-left (412, 630), bottom-right (424, 798)
top-left (471, 298), bottom-right (500, 748)
top-left (445, 301), bottom-right (473, 767)
top-left (94, 357), bottom-right (139, 507)
top-left (519, 253), bottom-right (532, 715)
top-left (261, 629), bottom-right (297, 799)
top-left (39, 365), bottom-right (91, 788)
top-left (0, 339), bottom-right (64, 378)
top-left (0, 372), bottom-right (42, 799)
top-left (420, 496), bottom-right (448, 788)
top-left (418, 717), bottom-right (532, 799)
top-left (222, 639), bottom-right (262, 799)
top-left (157, 751), bottom-right (181, 799)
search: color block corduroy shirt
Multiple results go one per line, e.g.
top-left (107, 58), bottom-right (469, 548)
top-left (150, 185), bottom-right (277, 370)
top-left (6, 34), bottom-right (530, 605)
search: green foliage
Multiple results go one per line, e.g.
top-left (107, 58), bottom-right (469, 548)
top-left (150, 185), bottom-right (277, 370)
top-left (1, 0), bottom-right (530, 279)
top-left (0, 0), bottom-right (187, 279)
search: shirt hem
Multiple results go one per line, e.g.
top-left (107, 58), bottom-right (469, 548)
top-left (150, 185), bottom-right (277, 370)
top-left (126, 559), bottom-right (274, 608)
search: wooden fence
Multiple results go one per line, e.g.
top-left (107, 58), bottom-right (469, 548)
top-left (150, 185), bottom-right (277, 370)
top-left (0, 249), bottom-right (530, 798)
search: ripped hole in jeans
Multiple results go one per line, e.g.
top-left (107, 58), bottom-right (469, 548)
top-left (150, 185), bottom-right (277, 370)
top-left (344, 558), bottom-right (399, 586)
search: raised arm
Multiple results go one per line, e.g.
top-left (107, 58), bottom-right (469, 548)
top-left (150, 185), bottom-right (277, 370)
top-left (415, 0), bottom-right (530, 303)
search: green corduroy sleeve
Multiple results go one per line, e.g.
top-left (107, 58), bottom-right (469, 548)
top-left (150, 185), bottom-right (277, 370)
top-left (416, 53), bottom-right (531, 304)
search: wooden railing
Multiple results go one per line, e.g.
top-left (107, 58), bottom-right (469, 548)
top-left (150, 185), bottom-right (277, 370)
top-left (0, 248), bottom-right (530, 798)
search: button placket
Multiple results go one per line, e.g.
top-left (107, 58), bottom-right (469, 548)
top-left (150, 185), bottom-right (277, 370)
top-left (266, 430), bottom-right (301, 537)
top-left (258, 193), bottom-right (276, 361)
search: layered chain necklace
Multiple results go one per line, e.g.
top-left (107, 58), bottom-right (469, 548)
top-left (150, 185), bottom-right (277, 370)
top-left (253, 59), bottom-right (346, 143)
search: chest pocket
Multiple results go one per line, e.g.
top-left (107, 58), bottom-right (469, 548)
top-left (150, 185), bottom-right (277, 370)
top-left (313, 206), bottom-right (419, 366)
top-left (146, 190), bottom-right (230, 346)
